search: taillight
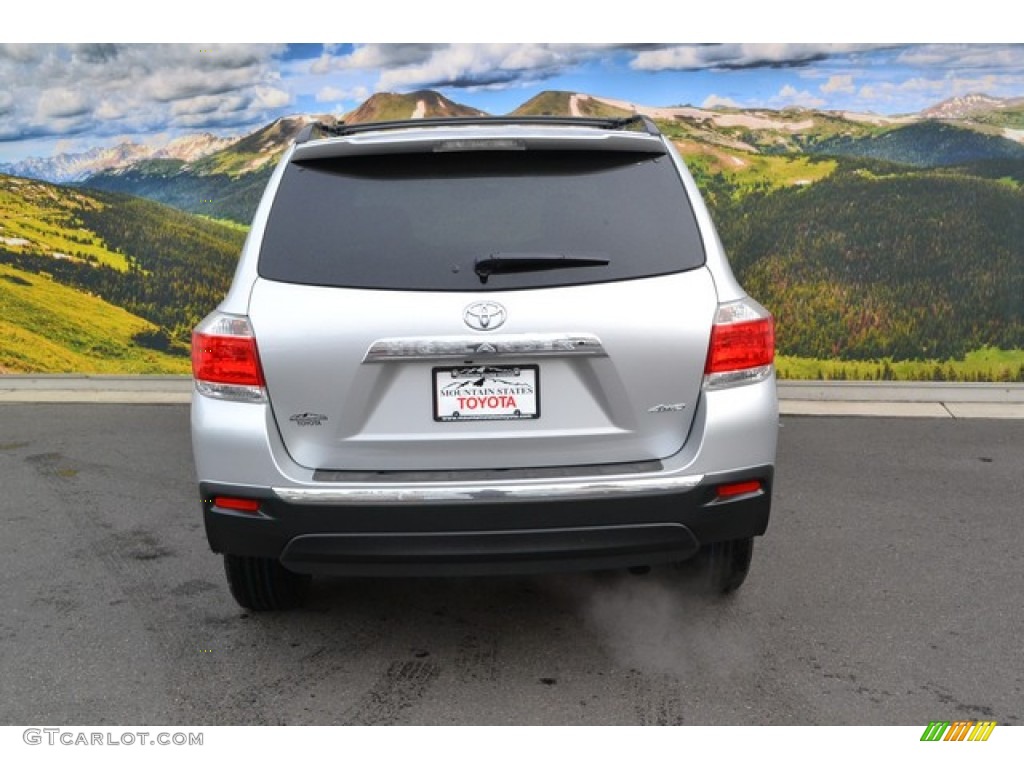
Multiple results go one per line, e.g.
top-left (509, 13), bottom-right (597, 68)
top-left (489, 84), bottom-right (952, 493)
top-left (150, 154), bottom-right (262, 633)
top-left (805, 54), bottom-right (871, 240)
top-left (704, 299), bottom-right (775, 390)
top-left (191, 313), bottom-right (266, 403)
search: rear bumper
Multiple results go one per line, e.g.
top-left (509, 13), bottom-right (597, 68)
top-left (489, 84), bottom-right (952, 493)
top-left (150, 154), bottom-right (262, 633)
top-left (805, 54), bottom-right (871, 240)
top-left (201, 466), bottom-right (772, 576)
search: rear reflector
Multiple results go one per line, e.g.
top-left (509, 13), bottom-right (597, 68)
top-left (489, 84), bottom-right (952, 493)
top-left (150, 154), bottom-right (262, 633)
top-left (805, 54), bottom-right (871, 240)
top-left (716, 480), bottom-right (762, 499)
top-left (213, 496), bottom-right (261, 513)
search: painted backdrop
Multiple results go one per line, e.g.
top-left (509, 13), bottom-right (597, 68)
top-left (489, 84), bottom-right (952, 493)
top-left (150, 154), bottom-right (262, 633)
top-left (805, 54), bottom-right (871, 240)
top-left (0, 44), bottom-right (1022, 380)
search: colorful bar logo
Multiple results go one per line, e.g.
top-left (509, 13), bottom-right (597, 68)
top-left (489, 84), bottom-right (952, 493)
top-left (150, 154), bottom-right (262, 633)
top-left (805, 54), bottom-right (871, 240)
top-left (920, 721), bottom-right (997, 742)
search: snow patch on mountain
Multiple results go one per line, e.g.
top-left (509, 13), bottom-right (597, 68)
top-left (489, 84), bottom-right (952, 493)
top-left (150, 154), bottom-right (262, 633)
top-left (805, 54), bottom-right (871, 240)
top-left (921, 93), bottom-right (1008, 119)
top-left (0, 132), bottom-right (236, 183)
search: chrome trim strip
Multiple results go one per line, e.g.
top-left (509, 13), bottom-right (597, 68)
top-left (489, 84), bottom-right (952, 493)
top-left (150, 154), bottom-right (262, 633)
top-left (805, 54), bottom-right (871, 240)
top-left (273, 474), bottom-right (704, 506)
top-left (363, 333), bottom-right (606, 362)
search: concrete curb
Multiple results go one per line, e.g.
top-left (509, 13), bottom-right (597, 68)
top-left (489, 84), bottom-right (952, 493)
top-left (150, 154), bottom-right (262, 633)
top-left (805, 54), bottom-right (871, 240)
top-left (778, 381), bottom-right (1024, 419)
top-left (1, 376), bottom-right (1023, 418)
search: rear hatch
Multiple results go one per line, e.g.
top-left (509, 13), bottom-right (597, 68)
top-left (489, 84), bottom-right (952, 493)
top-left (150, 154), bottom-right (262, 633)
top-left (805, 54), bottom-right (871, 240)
top-left (250, 132), bottom-right (715, 471)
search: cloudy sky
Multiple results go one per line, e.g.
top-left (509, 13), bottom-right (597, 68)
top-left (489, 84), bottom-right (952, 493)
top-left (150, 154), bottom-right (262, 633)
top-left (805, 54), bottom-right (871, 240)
top-left (2, 42), bottom-right (1023, 163)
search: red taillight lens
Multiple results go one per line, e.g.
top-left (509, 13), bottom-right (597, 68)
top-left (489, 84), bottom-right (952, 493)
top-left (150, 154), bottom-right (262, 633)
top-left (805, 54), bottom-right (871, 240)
top-left (705, 316), bottom-right (775, 374)
top-left (192, 332), bottom-right (264, 386)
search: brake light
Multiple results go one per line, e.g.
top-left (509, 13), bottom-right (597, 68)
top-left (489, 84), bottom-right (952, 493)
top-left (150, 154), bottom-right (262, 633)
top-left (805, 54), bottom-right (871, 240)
top-left (704, 299), bottom-right (775, 390)
top-left (705, 318), bottom-right (775, 373)
top-left (191, 313), bottom-right (266, 402)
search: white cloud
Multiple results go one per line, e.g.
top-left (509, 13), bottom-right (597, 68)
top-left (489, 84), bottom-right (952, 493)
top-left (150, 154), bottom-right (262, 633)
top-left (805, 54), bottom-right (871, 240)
top-left (37, 88), bottom-right (90, 118)
top-left (53, 138), bottom-right (80, 155)
top-left (95, 100), bottom-right (125, 121)
top-left (330, 44), bottom-right (444, 72)
top-left (143, 65), bottom-right (264, 103)
top-left (774, 84), bottom-right (826, 108)
top-left (858, 85), bottom-right (879, 101)
top-left (0, 43), bottom-right (292, 143)
top-left (0, 43), bottom-right (43, 63)
top-left (631, 44), bottom-right (887, 72)
top-left (860, 76), bottom-right (976, 104)
top-left (313, 43), bottom-right (611, 91)
top-left (309, 55), bottom-right (332, 75)
top-left (821, 74), bottom-right (855, 94)
top-left (170, 93), bottom-right (248, 117)
top-left (253, 86), bottom-right (290, 109)
top-left (702, 94), bottom-right (740, 109)
top-left (316, 86), bottom-right (345, 102)
top-left (896, 44), bottom-right (1024, 70)
top-left (315, 85), bottom-right (368, 103)
top-left (851, 71), bottom-right (1024, 111)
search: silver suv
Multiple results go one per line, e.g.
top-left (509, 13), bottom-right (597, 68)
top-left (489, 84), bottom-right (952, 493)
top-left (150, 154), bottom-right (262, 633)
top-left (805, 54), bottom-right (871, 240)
top-left (191, 116), bottom-right (778, 610)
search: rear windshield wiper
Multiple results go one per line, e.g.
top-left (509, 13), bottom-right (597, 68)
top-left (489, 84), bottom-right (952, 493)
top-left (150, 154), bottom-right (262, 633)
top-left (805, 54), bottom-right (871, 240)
top-left (474, 253), bottom-right (610, 284)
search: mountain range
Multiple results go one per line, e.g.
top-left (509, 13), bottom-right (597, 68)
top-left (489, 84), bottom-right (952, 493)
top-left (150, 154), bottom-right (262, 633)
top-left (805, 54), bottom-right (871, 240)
top-left (6, 90), bottom-right (1024, 188)
top-left (38, 90), bottom-right (1022, 228)
top-left (0, 133), bottom-right (235, 184)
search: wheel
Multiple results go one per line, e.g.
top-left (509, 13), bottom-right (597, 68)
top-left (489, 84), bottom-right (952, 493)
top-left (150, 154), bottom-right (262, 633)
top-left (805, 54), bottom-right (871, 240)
top-left (674, 537), bottom-right (754, 595)
top-left (223, 554), bottom-right (311, 611)
top-left (702, 537), bottom-right (754, 595)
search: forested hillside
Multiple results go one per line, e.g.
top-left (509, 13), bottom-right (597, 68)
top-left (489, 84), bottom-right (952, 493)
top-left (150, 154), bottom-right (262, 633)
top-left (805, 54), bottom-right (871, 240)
top-left (811, 122), bottom-right (1024, 167)
top-left (712, 167), bottom-right (1023, 361)
top-left (0, 175), bottom-right (244, 363)
top-left (85, 165), bottom-right (273, 224)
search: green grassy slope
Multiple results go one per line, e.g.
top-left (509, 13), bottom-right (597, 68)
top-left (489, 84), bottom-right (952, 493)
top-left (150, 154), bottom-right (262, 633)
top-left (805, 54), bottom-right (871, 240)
top-left (0, 175), bottom-right (245, 371)
top-left (0, 264), bottom-right (188, 373)
top-left (0, 175), bottom-right (129, 270)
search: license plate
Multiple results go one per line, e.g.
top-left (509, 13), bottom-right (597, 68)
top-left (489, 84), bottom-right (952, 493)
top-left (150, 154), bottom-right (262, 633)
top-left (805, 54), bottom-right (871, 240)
top-left (433, 365), bottom-right (540, 422)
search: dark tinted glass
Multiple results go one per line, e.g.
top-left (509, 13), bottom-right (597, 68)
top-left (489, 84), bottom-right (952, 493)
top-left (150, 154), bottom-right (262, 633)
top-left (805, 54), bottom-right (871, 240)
top-left (258, 150), bottom-right (706, 290)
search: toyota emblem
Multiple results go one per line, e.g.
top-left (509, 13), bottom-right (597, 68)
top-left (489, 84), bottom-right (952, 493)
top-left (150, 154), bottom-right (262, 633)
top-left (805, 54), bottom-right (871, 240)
top-left (464, 302), bottom-right (507, 331)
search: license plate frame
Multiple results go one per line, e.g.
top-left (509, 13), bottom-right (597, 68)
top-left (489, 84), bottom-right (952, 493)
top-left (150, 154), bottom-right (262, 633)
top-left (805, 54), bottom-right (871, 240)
top-left (432, 365), bottom-right (540, 422)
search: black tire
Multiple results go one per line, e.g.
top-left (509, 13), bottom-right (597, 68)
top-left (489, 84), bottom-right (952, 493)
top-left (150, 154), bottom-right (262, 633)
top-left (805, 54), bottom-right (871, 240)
top-left (674, 537), bottom-right (754, 595)
top-left (223, 554), bottom-right (311, 611)
top-left (703, 537), bottom-right (754, 595)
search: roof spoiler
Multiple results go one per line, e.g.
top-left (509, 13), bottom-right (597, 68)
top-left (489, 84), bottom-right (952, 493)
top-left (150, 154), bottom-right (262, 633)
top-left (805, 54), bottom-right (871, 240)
top-left (294, 114), bottom-right (661, 144)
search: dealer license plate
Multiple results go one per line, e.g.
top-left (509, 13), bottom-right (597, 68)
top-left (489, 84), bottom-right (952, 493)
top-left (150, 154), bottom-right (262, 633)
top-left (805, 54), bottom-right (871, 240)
top-left (433, 365), bottom-right (540, 422)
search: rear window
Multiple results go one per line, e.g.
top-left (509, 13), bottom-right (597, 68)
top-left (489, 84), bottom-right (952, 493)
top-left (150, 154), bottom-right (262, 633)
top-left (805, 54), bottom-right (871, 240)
top-left (258, 149), bottom-right (706, 291)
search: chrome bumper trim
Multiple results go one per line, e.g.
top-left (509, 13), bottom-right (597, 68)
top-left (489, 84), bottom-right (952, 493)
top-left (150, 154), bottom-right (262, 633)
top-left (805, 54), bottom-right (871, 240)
top-left (273, 473), bottom-right (704, 506)
top-left (363, 333), bottom-right (606, 362)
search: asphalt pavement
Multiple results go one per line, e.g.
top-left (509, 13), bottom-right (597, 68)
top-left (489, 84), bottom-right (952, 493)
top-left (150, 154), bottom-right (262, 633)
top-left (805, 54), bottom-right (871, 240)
top-left (0, 403), bottom-right (1021, 725)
